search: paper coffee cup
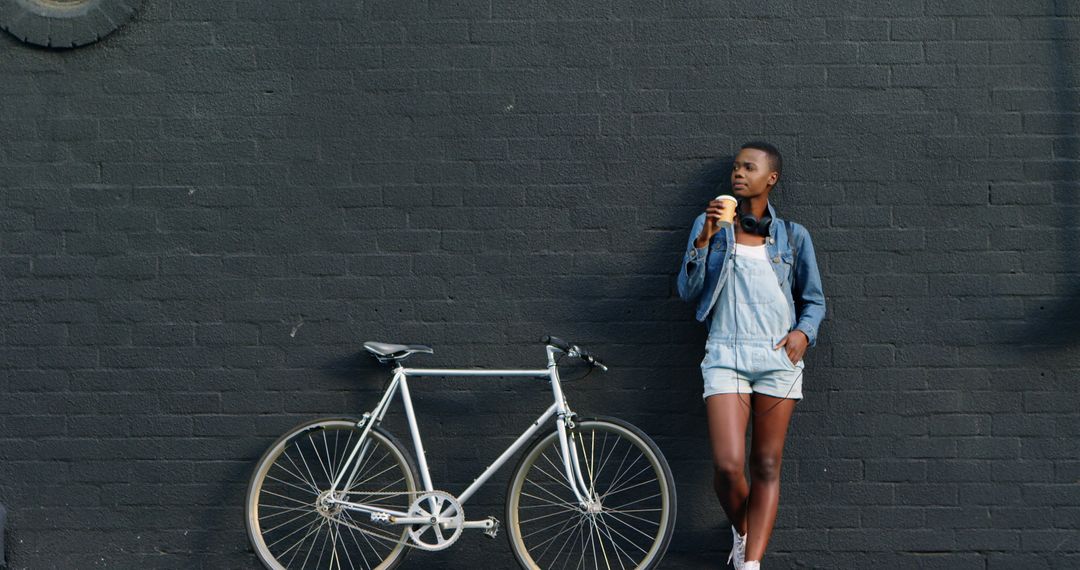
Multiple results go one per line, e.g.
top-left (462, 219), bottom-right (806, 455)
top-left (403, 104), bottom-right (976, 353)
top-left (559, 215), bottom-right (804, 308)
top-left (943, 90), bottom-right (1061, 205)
top-left (714, 195), bottom-right (738, 229)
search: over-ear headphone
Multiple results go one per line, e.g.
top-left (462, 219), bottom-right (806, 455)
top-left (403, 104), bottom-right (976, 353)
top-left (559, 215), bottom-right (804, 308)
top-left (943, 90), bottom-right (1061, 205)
top-left (737, 198), bottom-right (772, 237)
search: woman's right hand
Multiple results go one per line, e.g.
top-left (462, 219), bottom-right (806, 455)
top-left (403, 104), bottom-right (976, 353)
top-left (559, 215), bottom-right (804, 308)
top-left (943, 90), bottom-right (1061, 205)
top-left (694, 198), bottom-right (736, 248)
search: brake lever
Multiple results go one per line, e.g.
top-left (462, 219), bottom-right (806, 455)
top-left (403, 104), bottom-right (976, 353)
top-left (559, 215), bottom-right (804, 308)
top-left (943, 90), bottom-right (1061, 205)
top-left (568, 344), bottom-right (608, 372)
top-left (583, 354), bottom-right (608, 372)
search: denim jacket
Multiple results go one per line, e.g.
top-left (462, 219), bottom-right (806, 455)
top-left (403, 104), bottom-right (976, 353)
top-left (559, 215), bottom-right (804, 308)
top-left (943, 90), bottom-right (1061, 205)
top-left (676, 200), bottom-right (826, 347)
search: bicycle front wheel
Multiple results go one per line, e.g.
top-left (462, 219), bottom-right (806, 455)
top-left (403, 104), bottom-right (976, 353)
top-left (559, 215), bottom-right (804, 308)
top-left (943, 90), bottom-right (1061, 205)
top-left (245, 418), bottom-right (419, 570)
top-left (506, 416), bottom-right (676, 570)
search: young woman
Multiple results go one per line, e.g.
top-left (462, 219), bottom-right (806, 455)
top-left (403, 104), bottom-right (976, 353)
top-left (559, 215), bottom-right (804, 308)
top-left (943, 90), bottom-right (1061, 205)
top-left (676, 142), bottom-right (826, 569)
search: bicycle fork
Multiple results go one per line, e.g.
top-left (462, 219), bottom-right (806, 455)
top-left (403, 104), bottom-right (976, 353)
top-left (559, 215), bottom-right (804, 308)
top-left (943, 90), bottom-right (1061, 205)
top-left (547, 350), bottom-right (601, 512)
top-left (557, 411), bottom-right (602, 511)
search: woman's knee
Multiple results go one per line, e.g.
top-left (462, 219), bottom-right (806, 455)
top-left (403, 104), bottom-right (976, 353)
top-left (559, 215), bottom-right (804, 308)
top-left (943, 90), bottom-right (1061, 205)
top-left (712, 457), bottom-right (745, 482)
top-left (749, 453), bottom-right (783, 482)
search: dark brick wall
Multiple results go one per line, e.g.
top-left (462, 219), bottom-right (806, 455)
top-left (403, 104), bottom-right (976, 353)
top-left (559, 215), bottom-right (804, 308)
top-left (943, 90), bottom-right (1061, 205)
top-left (1, 1), bottom-right (1079, 568)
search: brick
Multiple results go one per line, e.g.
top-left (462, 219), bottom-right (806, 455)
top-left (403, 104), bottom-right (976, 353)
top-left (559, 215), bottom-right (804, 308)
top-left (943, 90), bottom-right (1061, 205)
top-left (859, 42), bottom-right (925, 64)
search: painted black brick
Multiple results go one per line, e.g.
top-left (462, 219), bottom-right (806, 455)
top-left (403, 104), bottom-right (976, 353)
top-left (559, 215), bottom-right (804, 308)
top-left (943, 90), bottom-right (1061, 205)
top-left (0, 1), bottom-right (1078, 568)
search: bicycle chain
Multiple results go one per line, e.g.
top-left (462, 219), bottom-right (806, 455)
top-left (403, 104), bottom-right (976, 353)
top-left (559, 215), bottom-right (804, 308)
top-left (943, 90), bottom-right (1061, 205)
top-left (323, 489), bottom-right (460, 551)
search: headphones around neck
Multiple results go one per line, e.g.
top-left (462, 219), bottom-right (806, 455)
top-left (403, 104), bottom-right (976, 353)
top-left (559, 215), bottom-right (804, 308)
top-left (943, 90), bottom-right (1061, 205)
top-left (737, 198), bottom-right (773, 237)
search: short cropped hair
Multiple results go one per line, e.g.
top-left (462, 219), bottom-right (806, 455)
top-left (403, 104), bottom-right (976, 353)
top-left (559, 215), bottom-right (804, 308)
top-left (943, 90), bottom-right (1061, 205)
top-left (740, 141), bottom-right (782, 177)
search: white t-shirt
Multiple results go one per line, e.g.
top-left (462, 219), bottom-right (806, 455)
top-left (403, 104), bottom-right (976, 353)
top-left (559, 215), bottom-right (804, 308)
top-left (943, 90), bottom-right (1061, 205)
top-left (733, 242), bottom-right (769, 261)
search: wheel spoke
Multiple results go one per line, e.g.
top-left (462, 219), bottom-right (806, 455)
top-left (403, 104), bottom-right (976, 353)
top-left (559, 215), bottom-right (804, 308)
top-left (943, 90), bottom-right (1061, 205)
top-left (309, 433), bottom-right (334, 485)
top-left (259, 503), bottom-right (318, 519)
top-left (549, 513), bottom-right (588, 566)
top-left (591, 434), bottom-right (620, 487)
top-left (293, 442), bottom-right (325, 494)
top-left (282, 449), bottom-right (321, 495)
top-left (263, 507), bottom-right (320, 536)
top-left (606, 492), bottom-right (662, 513)
top-left (602, 476), bottom-right (659, 504)
top-left (276, 516), bottom-right (324, 558)
top-left (340, 512), bottom-right (374, 569)
top-left (597, 513), bottom-right (650, 555)
top-left (321, 431), bottom-right (336, 483)
top-left (523, 477), bottom-right (578, 508)
top-left (345, 456), bottom-right (397, 494)
top-left (601, 507), bottom-right (660, 527)
top-left (531, 512), bottom-right (584, 562)
top-left (312, 517), bottom-right (331, 568)
top-left (601, 463), bottom-right (655, 501)
top-left (520, 506), bottom-right (584, 526)
top-left (596, 513), bottom-right (633, 569)
top-left (600, 453), bottom-right (643, 501)
top-left (539, 448), bottom-right (577, 493)
top-left (265, 473), bottom-right (320, 497)
top-left (332, 521), bottom-right (355, 570)
top-left (523, 510), bottom-right (586, 540)
top-left (260, 488), bottom-right (315, 508)
top-left (342, 440), bottom-right (376, 494)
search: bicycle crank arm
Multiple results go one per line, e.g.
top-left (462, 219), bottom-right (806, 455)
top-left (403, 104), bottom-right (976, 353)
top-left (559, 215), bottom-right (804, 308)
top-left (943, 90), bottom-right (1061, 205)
top-left (458, 518), bottom-right (498, 531)
top-left (392, 515), bottom-right (458, 525)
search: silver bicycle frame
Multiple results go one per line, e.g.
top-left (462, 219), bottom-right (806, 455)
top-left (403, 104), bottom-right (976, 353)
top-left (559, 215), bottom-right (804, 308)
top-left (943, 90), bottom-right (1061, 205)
top-left (326, 345), bottom-right (596, 526)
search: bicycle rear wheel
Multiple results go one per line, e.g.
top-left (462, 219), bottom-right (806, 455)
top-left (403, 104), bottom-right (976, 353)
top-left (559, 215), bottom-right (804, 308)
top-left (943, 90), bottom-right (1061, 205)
top-left (505, 416), bottom-right (676, 570)
top-left (245, 418), bottom-right (419, 570)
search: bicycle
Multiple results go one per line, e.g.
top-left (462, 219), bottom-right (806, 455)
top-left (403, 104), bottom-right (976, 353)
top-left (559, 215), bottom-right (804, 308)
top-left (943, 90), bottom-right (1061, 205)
top-left (245, 335), bottom-right (677, 569)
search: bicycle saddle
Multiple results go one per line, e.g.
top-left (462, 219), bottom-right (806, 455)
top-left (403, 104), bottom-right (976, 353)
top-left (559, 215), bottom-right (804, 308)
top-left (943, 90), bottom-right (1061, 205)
top-left (363, 341), bottom-right (434, 363)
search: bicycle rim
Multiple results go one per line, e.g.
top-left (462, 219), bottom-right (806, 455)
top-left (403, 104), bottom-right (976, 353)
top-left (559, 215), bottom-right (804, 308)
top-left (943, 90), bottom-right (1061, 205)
top-left (245, 419), bottom-right (418, 570)
top-left (506, 418), bottom-right (676, 570)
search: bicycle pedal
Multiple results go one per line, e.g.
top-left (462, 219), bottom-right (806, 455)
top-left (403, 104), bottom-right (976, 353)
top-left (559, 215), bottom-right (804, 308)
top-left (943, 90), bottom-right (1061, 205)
top-left (483, 517), bottom-right (500, 539)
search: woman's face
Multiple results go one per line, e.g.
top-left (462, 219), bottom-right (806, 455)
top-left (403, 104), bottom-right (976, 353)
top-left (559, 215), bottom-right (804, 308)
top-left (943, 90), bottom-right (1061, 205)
top-left (730, 148), bottom-right (778, 198)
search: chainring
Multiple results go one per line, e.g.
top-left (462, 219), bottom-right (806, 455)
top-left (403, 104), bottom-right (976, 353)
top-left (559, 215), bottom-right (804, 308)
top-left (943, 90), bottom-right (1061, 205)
top-left (406, 490), bottom-right (464, 551)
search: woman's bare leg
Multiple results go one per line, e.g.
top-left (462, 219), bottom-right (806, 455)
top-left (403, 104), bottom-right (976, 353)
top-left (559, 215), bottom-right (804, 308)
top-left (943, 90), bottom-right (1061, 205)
top-left (743, 393), bottom-right (798, 561)
top-left (705, 393), bottom-right (753, 534)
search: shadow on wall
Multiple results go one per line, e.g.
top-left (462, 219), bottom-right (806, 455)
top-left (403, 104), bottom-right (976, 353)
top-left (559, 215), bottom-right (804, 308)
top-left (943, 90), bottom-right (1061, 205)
top-left (543, 155), bottom-right (745, 363)
top-left (687, 157), bottom-right (739, 207)
top-left (1013, 18), bottom-right (1080, 350)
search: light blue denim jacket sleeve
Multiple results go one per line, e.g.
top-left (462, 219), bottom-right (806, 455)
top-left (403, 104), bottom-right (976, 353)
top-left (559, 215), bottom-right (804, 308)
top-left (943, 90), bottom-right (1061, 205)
top-left (789, 223), bottom-right (826, 348)
top-left (676, 213), bottom-right (709, 302)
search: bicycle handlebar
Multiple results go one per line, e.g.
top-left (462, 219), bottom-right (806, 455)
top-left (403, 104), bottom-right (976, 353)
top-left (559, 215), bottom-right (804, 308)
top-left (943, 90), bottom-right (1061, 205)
top-left (541, 335), bottom-right (608, 372)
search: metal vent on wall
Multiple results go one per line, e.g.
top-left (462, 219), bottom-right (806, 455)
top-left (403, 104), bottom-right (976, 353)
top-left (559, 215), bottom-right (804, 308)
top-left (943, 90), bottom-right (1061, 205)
top-left (0, 0), bottom-right (140, 48)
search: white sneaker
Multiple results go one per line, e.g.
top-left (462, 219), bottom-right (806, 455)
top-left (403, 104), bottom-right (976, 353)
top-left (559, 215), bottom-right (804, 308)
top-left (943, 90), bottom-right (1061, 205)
top-left (744, 561), bottom-right (760, 570)
top-left (726, 525), bottom-right (746, 569)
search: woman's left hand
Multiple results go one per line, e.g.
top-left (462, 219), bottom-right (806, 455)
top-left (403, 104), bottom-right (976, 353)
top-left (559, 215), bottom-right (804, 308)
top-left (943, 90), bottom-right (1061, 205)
top-left (775, 330), bottom-right (809, 366)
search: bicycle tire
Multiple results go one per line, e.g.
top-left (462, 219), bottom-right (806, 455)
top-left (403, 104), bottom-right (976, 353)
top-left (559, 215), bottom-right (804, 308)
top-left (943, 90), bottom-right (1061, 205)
top-left (245, 417), bottom-right (419, 570)
top-left (505, 416), bottom-right (677, 570)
